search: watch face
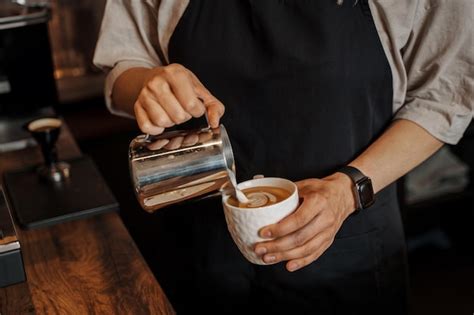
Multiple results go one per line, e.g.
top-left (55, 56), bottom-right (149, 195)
top-left (357, 178), bottom-right (375, 208)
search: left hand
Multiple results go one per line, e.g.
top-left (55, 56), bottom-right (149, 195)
top-left (254, 172), bottom-right (358, 272)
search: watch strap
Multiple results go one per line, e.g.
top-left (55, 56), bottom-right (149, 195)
top-left (338, 165), bottom-right (374, 211)
top-left (338, 166), bottom-right (366, 185)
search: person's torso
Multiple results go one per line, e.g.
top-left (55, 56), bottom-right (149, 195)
top-left (168, 0), bottom-right (393, 184)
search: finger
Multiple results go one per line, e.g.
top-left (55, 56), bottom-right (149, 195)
top-left (259, 197), bottom-right (322, 239)
top-left (295, 179), bottom-right (318, 191)
top-left (198, 130), bottom-right (213, 143)
top-left (167, 70), bottom-right (206, 118)
top-left (147, 79), bottom-right (192, 124)
top-left (147, 139), bottom-right (170, 151)
top-left (182, 134), bottom-right (199, 147)
top-left (286, 240), bottom-right (333, 272)
top-left (260, 232), bottom-right (330, 265)
top-left (191, 74), bottom-right (225, 128)
top-left (140, 91), bottom-right (174, 128)
top-left (255, 211), bottom-right (326, 255)
top-left (134, 102), bottom-right (164, 135)
top-left (164, 136), bottom-right (184, 150)
top-left (206, 101), bottom-right (226, 128)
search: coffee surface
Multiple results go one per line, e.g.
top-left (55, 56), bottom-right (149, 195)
top-left (32, 126), bottom-right (56, 132)
top-left (28, 118), bottom-right (62, 132)
top-left (227, 186), bottom-right (291, 208)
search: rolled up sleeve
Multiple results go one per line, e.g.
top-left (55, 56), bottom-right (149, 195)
top-left (93, 0), bottom-right (163, 118)
top-left (394, 0), bottom-right (474, 144)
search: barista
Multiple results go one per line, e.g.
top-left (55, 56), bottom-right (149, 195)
top-left (94, 0), bottom-right (473, 314)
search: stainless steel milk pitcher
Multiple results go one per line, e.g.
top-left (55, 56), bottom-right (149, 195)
top-left (129, 124), bottom-right (235, 212)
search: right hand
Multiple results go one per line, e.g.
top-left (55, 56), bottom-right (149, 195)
top-left (134, 63), bottom-right (225, 135)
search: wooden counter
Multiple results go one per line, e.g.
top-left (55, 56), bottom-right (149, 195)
top-left (0, 124), bottom-right (174, 314)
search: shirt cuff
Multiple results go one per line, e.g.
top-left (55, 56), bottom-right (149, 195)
top-left (104, 60), bottom-right (156, 119)
top-left (394, 97), bottom-right (473, 145)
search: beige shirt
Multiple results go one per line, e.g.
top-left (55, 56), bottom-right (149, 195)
top-left (94, 0), bottom-right (474, 145)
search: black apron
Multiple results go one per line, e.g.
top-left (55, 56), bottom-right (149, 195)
top-left (151, 1), bottom-right (408, 314)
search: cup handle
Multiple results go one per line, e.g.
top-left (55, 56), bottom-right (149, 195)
top-left (203, 109), bottom-right (211, 129)
top-left (197, 96), bottom-right (211, 129)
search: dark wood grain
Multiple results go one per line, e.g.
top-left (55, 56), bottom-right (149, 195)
top-left (0, 282), bottom-right (35, 314)
top-left (0, 123), bottom-right (175, 314)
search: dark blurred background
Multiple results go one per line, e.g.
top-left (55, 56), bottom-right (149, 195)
top-left (1, 1), bottom-right (473, 314)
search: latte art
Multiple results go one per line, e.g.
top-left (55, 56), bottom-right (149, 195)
top-left (227, 186), bottom-right (291, 208)
top-left (245, 191), bottom-right (277, 208)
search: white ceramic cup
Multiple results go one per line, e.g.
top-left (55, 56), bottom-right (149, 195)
top-left (222, 177), bottom-right (299, 265)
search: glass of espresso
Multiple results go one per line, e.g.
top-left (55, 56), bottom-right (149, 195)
top-left (222, 177), bottom-right (299, 265)
top-left (26, 117), bottom-right (70, 182)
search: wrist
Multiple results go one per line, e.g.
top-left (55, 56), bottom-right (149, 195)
top-left (142, 67), bottom-right (160, 87)
top-left (337, 166), bottom-right (376, 212)
top-left (326, 172), bottom-right (358, 216)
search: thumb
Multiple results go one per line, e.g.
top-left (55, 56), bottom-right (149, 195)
top-left (295, 179), bottom-right (313, 191)
top-left (195, 86), bottom-right (225, 128)
top-left (205, 99), bottom-right (225, 128)
top-left (191, 74), bottom-right (225, 128)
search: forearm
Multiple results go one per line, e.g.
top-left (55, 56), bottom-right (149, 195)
top-left (349, 119), bottom-right (444, 193)
top-left (257, 119), bottom-right (445, 270)
top-left (111, 67), bottom-right (153, 116)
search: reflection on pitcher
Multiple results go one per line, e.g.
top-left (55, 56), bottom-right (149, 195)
top-left (129, 126), bottom-right (234, 212)
top-left (145, 128), bottom-right (215, 151)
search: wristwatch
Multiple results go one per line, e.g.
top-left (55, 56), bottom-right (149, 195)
top-left (338, 166), bottom-right (375, 211)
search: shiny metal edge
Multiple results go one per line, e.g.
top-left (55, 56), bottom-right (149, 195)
top-left (0, 241), bottom-right (20, 254)
top-left (0, 189), bottom-right (19, 245)
top-left (0, 8), bottom-right (50, 29)
top-left (220, 125), bottom-right (235, 173)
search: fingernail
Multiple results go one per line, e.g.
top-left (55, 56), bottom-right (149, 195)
top-left (255, 247), bottom-right (267, 255)
top-left (263, 255), bottom-right (276, 263)
top-left (260, 229), bottom-right (272, 238)
top-left (287, 262), bottom-right (299, 272)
